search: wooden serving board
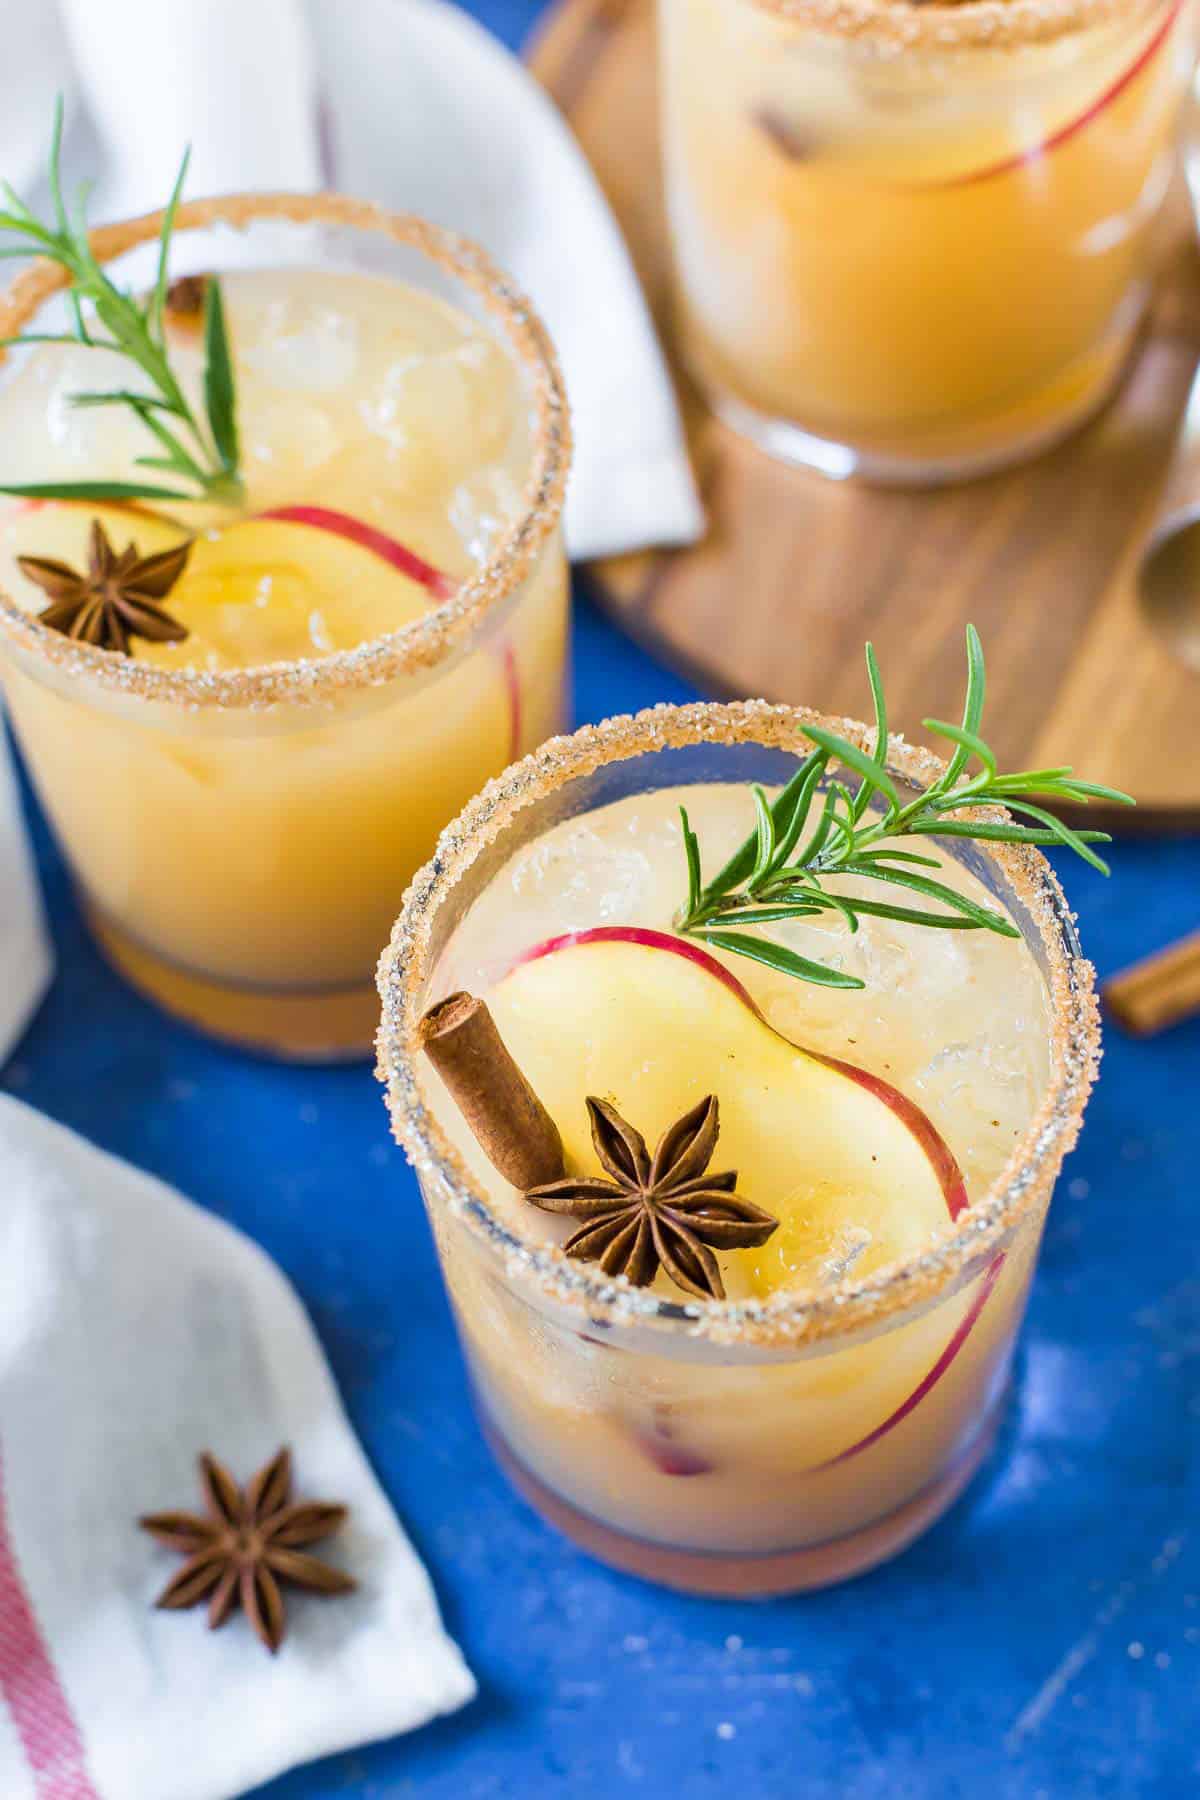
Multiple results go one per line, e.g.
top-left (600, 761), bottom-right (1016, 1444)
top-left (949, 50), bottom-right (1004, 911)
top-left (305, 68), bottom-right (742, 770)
top-left (527, 0), bottom-right (1200, 823)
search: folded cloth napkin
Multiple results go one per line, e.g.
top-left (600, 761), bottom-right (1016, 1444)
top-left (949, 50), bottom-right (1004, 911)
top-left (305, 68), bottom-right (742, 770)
top-left (52, 0), bottom-right (704, 561)
top-left (0, 1094), bottom-right (475, 1800)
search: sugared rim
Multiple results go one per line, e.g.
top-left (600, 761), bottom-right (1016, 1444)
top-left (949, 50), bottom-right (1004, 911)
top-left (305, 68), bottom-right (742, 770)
top-left (376, 700), bottom-right (1101, 1352)
top-left (743, 0), bottom-right (1160, 52)
top-left (0, 192), bottom-right (570, 710)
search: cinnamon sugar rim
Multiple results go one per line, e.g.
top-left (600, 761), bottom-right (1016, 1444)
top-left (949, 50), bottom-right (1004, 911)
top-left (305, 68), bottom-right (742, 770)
top-left (0, 193), bottom-right (570, 711)
top-left (376, 700), bottom-right (1100, 1353)
top-left (743, 0), bottom-right (1165, 52)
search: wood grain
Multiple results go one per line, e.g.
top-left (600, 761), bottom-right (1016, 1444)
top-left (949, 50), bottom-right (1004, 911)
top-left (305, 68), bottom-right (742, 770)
top-left (527, 0), bottom-right (1200, 822)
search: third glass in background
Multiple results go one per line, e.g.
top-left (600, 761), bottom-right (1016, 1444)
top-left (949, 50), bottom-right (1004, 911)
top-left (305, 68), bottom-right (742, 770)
top-left (659, 0), bottom-right (1199, 479)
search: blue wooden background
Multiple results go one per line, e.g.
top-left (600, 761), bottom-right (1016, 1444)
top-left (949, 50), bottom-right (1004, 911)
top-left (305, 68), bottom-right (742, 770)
top-left (5, 3), bottom-right (1200, 1792)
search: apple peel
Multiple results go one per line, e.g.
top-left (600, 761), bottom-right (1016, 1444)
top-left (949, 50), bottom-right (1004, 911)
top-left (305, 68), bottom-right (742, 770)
top-left (916, 0), bottom-right (1180, 193)
top-left (256, 503), bottom-right (457, 598)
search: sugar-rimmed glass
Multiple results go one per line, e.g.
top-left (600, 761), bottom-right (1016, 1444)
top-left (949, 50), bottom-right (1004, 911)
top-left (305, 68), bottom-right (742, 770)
top-left (659, 0), bottom-right (1198, 479)
top-left (0, 194), bottom-right (571, 1060)
top-left (377, 702), bottom-right (1100, 1595)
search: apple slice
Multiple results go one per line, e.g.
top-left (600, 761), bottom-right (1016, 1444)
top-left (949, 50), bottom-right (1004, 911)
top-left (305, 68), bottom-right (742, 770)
top-left (119, 513), bottom-right (448, 668)
top-left (490, 926), bottom-right (1001, 1470)
top-left (0, 497), bottom-right (524, 748)
top-left (497, 928), bottom-right (964, 1279)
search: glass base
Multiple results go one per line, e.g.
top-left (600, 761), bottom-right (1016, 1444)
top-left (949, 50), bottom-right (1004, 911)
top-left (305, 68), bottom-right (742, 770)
top-left (479, 1396), bottom-right (1004, 1596)
top-left (697, 312), bottom-right (1141, 487)
top-left (86, 904), bottom-right (377, 1062)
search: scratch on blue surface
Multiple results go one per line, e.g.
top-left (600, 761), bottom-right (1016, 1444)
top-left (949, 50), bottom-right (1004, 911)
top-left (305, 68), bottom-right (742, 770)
top-left (1007, 1533), bottom-right (1191, 1751)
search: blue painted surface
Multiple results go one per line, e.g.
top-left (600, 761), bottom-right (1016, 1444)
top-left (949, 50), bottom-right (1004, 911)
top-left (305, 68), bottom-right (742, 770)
top-left (6, 587), bottom-right (1200, 1800)
top-left (5, 2), bottom-right (1200, 1789)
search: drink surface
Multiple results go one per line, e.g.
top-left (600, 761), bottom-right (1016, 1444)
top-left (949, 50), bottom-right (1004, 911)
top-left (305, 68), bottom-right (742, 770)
top-left (0, 267), bottom-right (529, 666)
top-left (428, 780), bottom-right (1052, 1302)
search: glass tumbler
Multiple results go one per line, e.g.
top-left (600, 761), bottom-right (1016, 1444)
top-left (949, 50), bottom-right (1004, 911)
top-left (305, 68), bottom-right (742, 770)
top-left (658, 0), bottom-right (1199, 478)
top-left (0, 195), bottom-right (571, 1060)
top-left (377, 703), bottom-right (1100, 1594)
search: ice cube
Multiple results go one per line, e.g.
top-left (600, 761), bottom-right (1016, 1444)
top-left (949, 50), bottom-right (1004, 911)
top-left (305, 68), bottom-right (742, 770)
top-left (244, 398), bottom-right (341, 475)
top-left (243, 300), bottom-right (359, 392)
top-left (849, 912), bottom-right (969, 999)
top-left (360, 341), bottom-right (512, 485)
top-left (41, 344), bottom-right (158, 469)
top-left (510, 824), bottom-right (653, 929)
top-left (450, 468), bottom-right (522, 562)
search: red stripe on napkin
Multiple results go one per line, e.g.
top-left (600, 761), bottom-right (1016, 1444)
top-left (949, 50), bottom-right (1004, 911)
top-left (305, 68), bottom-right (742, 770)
top-left (0, 1449), bottom-right (100, 1800)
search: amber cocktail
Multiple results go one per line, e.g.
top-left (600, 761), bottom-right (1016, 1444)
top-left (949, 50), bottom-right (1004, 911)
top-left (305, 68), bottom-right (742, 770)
top-left (378, 693), bottom-right (1101, 1593)
top-left (0, 195), bottom-right (570, 1058)
top-left (659, 0), bottom-right (1197, 477)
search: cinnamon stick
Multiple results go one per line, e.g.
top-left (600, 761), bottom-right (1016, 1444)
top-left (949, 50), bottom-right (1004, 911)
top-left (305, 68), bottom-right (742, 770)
top-left (1102, 930), bottom-right (1200, 1037)
top-left (418, 992), bottom-right (565, 1189)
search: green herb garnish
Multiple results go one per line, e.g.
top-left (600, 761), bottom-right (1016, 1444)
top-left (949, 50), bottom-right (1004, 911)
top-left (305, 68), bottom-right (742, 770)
top-left (676, 625), bottom-right (1133, 990)
top-left (0, 101), bottom-right (242, 508)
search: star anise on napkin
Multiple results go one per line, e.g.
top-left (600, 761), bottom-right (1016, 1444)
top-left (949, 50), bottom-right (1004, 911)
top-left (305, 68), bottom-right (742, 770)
top-left (525, 1095), bottom-right (778, 1301)
top-left (139, 1447), bottom-right (355, 1654)
top-left (18, 517), bottom-right (191, 654)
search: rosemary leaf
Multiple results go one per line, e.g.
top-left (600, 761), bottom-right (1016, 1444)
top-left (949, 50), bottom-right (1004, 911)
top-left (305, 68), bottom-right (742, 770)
top-left (150, 150), bottom-right (190, 340)
top-left (768, 750), bottom-right (827, 874)
top-left (849, 847), bottom-right (943, 869)
top-left (837, 860), bottom-right (1021, 936)
top-left (0, 478), bottom-right (192, 501)
top-left (802, 724), bottom-right (901, 818)
top-left (679, 806), bottom-right (702, 918)
top-left (852, 641), bottom-right (888, 820)
top-left (750, 785), bottom-right (775, 887)
top-left (700, 930), bottom-right (865, 990)
top-left (922, 717), bottom-right (997, 778)
top-left (702, 905), bottom-right (825, 925)
top-left (998, 799), bottom-right (1113, 876)
top-left (908, 819), bottom-right (1113, 848)
top-left (203, 277), bottom-right (239, 476)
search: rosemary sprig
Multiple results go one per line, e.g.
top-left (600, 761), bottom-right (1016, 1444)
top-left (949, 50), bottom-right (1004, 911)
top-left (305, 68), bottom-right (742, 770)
top-left (0, 101), bottom-right (243, 508)
top-left (677, 626), bottom-right (1134, 989)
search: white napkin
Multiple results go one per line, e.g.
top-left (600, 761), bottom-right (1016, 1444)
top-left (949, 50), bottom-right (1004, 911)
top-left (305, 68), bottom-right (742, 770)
top-left (52, 0), bottom-right (704, 561)
top-left (0, 1093), bottom-right (475, 1800)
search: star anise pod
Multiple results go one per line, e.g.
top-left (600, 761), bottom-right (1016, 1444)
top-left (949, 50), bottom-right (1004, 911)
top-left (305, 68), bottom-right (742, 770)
top-left (18, 517), bottom-right (191, 654)
top-left (139, 1447), bottom-right (355, 1654)
top-left (525, 1095), bottom-right (778, 1301)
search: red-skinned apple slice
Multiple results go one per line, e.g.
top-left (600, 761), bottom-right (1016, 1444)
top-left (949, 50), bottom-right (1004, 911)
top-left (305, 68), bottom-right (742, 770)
top-left (2, 496), bottom-right (523, 750)
top-left (494, 925), bottom-right (1002, 1471)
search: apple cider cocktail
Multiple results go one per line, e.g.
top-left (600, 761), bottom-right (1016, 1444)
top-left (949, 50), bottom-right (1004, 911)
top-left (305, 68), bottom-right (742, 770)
top-left (0, 177), bottom-right (569, 1058)
top-left (379, 636), bottom-right (1115, 1593)
top-left (659, 0), bottom-right (1197, 477)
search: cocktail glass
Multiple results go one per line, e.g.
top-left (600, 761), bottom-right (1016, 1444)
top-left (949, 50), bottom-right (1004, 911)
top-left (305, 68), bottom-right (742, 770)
top-left (658, 0), bottom-right (1197, 478)
top-left (377, 702), bottom-right (1099, 1594)
top-left (0, 195), bottom-right (570, 1058)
